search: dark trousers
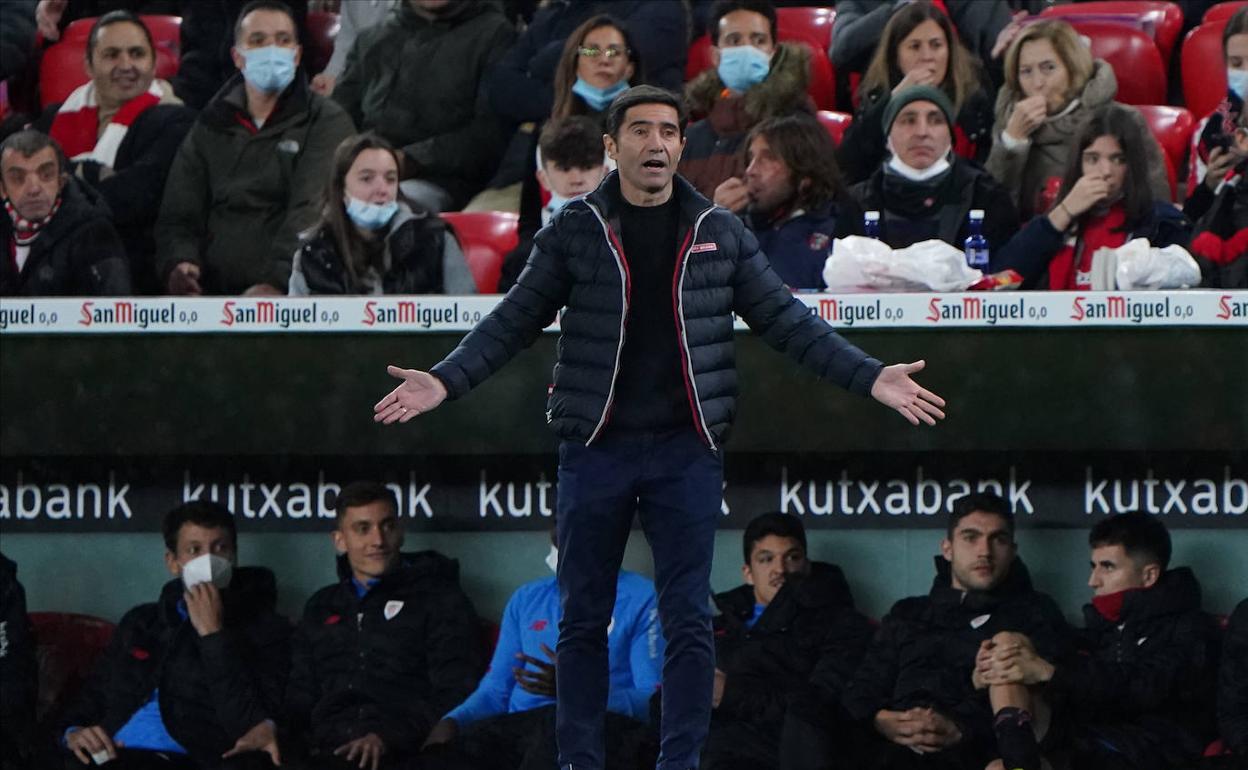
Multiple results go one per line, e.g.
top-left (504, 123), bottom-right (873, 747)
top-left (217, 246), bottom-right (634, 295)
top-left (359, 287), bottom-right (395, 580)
top-left (554, 429), bottom-right (722, 770)
top-left (778, 706), bottom-right (989, 770)
top-left (421, 705), bottom-right (657, 770)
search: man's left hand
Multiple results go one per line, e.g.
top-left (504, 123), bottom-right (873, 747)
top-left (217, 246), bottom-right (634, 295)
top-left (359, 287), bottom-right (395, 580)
top-left (222, 719), bottom-right (280, 766)
top-left (334, 733), bottom-right (385, 770)
top-left (184, 583), bottom-right (224, 637)
top-left (870, 360), bottom-right (946, 426)
top-left (513, 642), bottom-right (557, 696)
top-left (911, 708), bottom-right (962, 753)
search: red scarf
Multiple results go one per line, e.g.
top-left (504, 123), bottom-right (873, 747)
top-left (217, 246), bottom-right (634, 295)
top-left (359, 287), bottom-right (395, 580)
top-left (1048, 204), bottom-right (1127, 290)
top-left (1091, 587), bottom-right (1143, 622)
top-left (49, 81), bottom-right (162, 167)
top-left (5, 196), bottom-right (61, 245)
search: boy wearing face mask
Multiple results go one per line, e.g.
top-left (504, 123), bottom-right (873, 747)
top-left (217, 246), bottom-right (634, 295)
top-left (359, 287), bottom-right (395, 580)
top-left (59, 501), bottom-right (290, 770)
top-left (156, 0), bottom-right (354, 297)
top-left (421, 529), bottom-right (661, 769)
top-left (680, 0), bottom-right (814, 201)
top-left (498, 116), bottom-right (609, 293)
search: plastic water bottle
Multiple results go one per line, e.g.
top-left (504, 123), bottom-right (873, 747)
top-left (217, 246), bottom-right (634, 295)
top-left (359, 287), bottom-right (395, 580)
top-left (964, 209), bottom-right (989, 274)
top-left (863, 210), bottom-right (881, 240)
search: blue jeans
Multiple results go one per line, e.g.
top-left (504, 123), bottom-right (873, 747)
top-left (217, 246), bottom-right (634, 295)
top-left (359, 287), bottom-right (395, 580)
top-left (554, 429), bottom-right (722, 770)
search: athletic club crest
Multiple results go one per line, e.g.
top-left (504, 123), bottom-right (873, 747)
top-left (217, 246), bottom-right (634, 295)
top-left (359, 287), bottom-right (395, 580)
top-left (384, 600), bottom-right (404, 620)
top-left (808, 232), bottom-right (830, 252)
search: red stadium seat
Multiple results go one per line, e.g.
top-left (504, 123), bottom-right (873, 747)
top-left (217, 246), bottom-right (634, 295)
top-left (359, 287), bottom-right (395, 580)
top-left (1135, 104), bottom-right (1195, 185)
top-left (30, 612), bottom-right (116, 723)
top-left (440, 211), bottom-right (519, 293)
top-left (1183, 21), bottom-right (1231, 120)
top-left (1066, 20), bottom-right (1166, 105)
top-left (1205, 1), bottom-right (1248, 24)
top-left (776, 6), bottom-right (836, 51)
top-left (816, 109), bottom-right (852, 146)
top-left (684, 37), bottom-right (836, 110)
top-left (1039, 2), bottom-right (1182, 67)
top-left (305, 10), bottom-right (340, 77)
top-left (39, 15), bottom-right (181, 107)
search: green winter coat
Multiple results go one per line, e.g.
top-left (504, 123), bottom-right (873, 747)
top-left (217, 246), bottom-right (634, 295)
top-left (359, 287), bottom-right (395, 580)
top-left (333, 0), bottom-right (516, 208)
top-left (156, 72), bottom-right (355, 293)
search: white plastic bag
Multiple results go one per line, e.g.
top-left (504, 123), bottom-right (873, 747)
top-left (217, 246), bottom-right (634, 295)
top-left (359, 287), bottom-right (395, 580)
top-left (1111, 237), bottom-right (1201, 290)
top-left (823, 236), bottom-right (983, 292)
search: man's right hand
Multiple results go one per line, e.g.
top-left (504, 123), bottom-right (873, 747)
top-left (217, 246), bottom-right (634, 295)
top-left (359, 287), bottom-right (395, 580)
top-left (373, 366), bottom-right (447, 424)
top-left (422, 717), bottom-right (458, 749)
top-left (310, 72), bottom-right (337, 96)
top-left (712, 177), bottom-right (749, 213)
top-left (167, 262), bottom-right (203, 295)
top-left (66, 726), bottom-right (120, 765)
top-left (874, 708), bottom-right (961, 753)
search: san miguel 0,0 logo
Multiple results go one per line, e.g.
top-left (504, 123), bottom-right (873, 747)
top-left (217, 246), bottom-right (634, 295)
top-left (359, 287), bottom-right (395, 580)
top-left (220, 300), bottom-right (318, 328)
top-left (925, 295), bottom-right (1029, 325)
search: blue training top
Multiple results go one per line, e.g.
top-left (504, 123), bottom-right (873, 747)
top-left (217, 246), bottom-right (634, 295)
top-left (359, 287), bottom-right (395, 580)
top-left (446, 571), bottom-right (662, 726)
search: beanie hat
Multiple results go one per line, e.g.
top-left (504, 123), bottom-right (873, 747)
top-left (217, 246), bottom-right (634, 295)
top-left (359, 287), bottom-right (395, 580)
top-left (882, 85), bottom-right (955, 133)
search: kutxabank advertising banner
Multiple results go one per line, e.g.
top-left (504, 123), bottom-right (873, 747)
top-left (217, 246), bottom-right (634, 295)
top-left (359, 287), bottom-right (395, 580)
top-left (2, 453), bottom-right (1244, 532)
top-left (1, 291), bottom-right (1247, 334)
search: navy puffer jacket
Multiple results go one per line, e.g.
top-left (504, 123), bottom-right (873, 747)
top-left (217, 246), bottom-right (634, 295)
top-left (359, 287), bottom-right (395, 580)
top-left (431, 172), bottom-right (883, 448)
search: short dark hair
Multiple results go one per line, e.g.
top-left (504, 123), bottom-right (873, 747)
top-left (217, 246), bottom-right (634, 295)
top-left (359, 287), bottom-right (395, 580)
top-left (948, 493), bottom-right (1014, 538)
top-left (0, 130), bottom-right (67, 175)
top-left (539, 115), bottom-right (605, 171)
top-left (163, 500), bottom-right (237, 552)
top-left (605, 84), bottom-right (687, 140)
top-left (1225, 7), bottom-right (1248, 57)
top-left (235, 0), bottom-right (299, 44)
top-left (334, 480), bottom-right (398, 526)
top-left (745, 114), bottom-right (848, 209)
top-left (742, 512), bottom-right (807, 564)
top-left (708, 0), bottom-right (778, 47)
top-left (1089, 511), bottom-right (1171, 571)
top-left (86, 10), bottom-right (154, 65)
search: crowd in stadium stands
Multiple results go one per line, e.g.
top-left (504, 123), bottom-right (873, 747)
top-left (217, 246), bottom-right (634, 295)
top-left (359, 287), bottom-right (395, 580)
top-left (0, 489), bottom-right (1244, 770)
top-left (2, 0), bottom-right (1247, 296)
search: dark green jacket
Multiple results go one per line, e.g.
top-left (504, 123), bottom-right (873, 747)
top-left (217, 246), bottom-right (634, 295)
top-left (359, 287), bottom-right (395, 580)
top-left (156, 72), bottom-right (355, 294)
top-left (333, 0), bottom-right (516, 208)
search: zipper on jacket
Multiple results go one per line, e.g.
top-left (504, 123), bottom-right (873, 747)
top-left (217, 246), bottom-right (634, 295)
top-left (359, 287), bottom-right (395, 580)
top-left (672, 207), bottom-right (718, 450)
top-left (584, 202), bottom-right (631, 445)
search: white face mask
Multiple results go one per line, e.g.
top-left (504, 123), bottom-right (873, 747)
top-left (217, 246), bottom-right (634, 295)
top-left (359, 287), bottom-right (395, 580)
top-left (545, 544), bottom-right (558, 574)
top-left (182, 553), bottom-right (234, 590)
top-left (885, 138), bottom-right (953, 181)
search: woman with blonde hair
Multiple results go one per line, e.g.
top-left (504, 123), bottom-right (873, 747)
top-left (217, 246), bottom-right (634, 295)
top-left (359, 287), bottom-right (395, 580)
top-left (836, 1), bottom-right (994, 183)
top-left (986, 18), bottom-right (1169, 221)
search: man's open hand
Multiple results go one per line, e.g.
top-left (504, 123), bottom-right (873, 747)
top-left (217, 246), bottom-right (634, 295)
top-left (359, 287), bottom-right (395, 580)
top-left (870, 361), bottom-right (946, 426)
top-left (374, 366), bottom-right (448, 424)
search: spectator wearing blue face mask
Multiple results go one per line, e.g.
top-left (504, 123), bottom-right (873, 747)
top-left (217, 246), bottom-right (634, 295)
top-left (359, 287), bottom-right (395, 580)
top-left (498, 116), bottom-right (609, 293)
top-left (289, 133), bottom-right (475, 296)
top-left (156, 0), bottom-right (354, 296)
top-left (1187, 7), bottom-right (1248, 225)
top-left (505, 16), bottom-right (643, 266)
top-left (680, 0), bottom-right (814, 202)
